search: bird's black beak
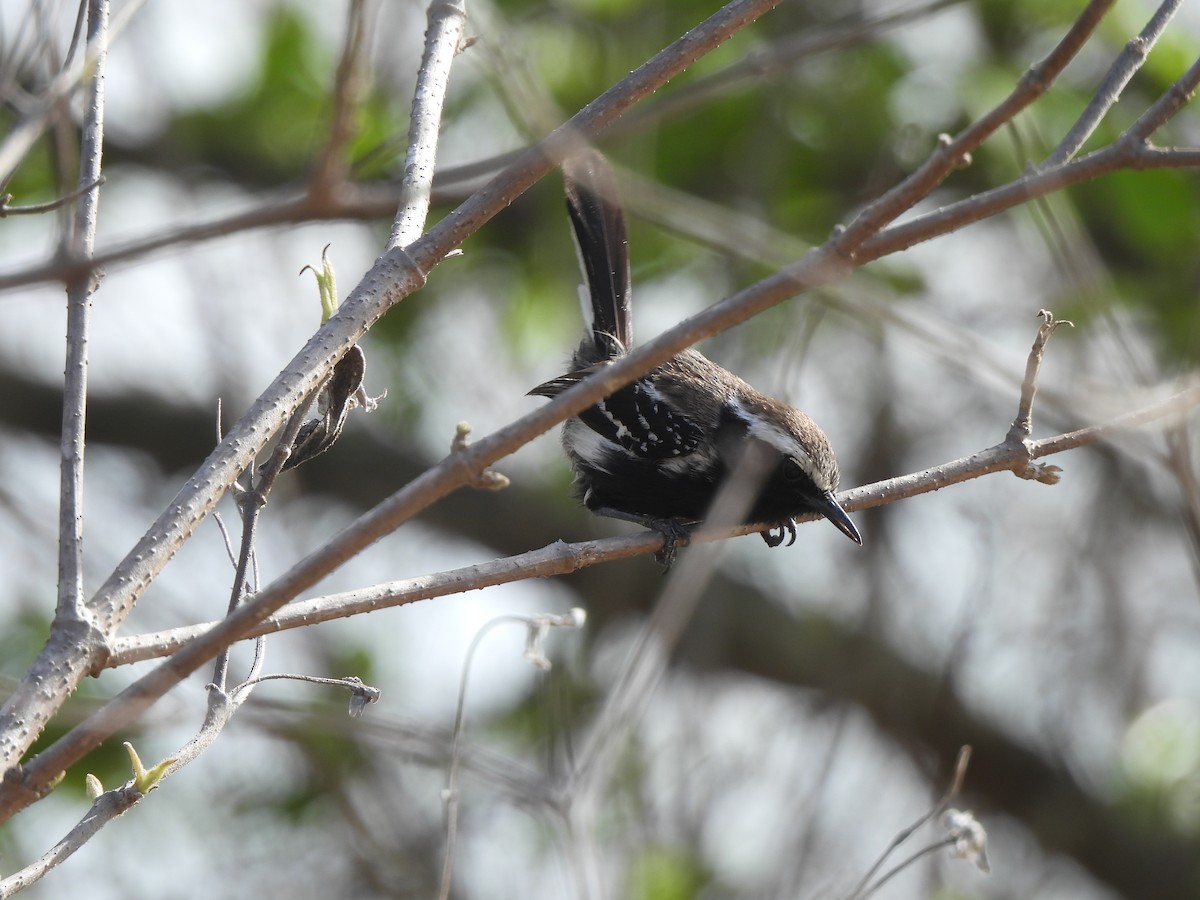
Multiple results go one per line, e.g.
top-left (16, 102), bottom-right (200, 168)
top-left (816, 490), bottom-right (862, 545)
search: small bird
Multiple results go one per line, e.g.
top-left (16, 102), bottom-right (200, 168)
top-left (530, 152), bottom-right (861, 563)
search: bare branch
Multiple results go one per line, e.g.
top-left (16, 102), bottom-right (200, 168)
top-left (438, 611), bottom-right (583, 900)
top-left (846, 746), bottom-right (973, 899)
top-left (102, 380), bottom-right (1200, 670)
top-left (308, 0), bottom-right (370, 200)
top-left (1043, 0), bottom-right (1184, 167)
top-left (55, 0), bottom-right (107, 624)
top-left (388, 0), bottom-right (467, 250)
top-left (1009, 310), bottom-right (1074, 440)
top-left (856, 134), bottom-right (1200, 261)
top-left (1126, 53), bottom-right (1200, 140)
top-left (0, 786), bottom-right (142, 896)
top-left (0, 0), bottom-right (791, 821)
top-left (838, 0), bottom-right (1115, 251)
top-left (0, 175), bottom-right (104, 216)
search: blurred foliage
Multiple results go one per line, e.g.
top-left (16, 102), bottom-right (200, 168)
top-left (168, 7), bottom-right (402, 185)
top-left (28, 0), bottom-right (1188, 368)
top-left (3, 1), bottom-right (1200, 897)
top-left (627, 845), bottom-right (712, 900)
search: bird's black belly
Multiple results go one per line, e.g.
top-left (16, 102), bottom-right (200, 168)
top-left (574, 451), bottom-right (825, 526)
top-left (575, 456), bottom-right (718, 522)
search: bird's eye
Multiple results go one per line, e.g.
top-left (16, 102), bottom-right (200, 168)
top-left (782, 459), bottom-right (804, 482)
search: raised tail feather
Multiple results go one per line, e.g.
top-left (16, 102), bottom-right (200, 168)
top-left (561, 152), bottom-right (632, 359)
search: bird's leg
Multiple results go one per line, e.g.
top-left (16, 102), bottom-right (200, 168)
top-left (590, 506), bottom-right (696, 571)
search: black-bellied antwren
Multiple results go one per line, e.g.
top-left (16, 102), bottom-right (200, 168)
top-left (530, 152), bottom-right (861, 564)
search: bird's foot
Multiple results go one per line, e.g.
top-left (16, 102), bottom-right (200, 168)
top-left (647, 518), bottom-right (693, 571)
top-left (589, 505), bottom-right (695, 570)
top-left (761, 519), bottom-right (797, 548)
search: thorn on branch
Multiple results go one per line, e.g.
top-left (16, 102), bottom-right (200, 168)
top-left (935, 133), bottom-right (972, 170)
top-left (452, 422), bottom-right (510, 490)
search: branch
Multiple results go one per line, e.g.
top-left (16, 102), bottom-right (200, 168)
top-left (0, 786), bottom-right (141, 896)
top-left (55, 0), bottom-right (107, 624)
top-left (308, 0), bottom-right (369, 200)
top-left (0, 0), bottom-right (789, 819)
top-left (1009, 310), bottom-right (1074, 440)
top-left (102, 379), bottom-right (1200, 670)
top-left (0, 0), bottom-right (955, 292)
top-left (856, 132), bottom-right (1200, 262)
top-left (388, 0), bottom-right (466, 250)
top-left (846, 746), bottom-right (974, 899)
top-left (0, 0), bottom-right (148, 186)
top-left (837, 0), bottom-right (1115, 250)
top-left (11, 0), bottom-right (1192, 810)
top-left (1042, 0), bottom-right (1184, 167)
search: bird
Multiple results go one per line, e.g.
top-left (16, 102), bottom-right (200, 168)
top-left (529, 151), bottom-right (861, 565)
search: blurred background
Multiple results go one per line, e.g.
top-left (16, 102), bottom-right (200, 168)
top-left (2, 0), bottom-right (1199, 897)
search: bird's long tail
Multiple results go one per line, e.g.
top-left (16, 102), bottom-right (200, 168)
top-left (562, 152), bottom-right (632, 360)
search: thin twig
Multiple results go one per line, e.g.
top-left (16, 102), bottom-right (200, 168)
top-left (0, 175), bottom-right (105, 216)
top-left (55, 0), bottom-right (107, 628)
top-left (308, 0), bottom-right (369, 199)
top-left (437, 615), bottom-right (522, 900)
top-left (855, 131), bottom-right (1200, 262)
top-left (0, 786), bottom-right (142, 896)
top-left (1009, 309), bottom-right (1074, 440)
top-left (1125, 53), bottom-right (1200, 141)
top-left (837, 0), bottom-right (1115, 251)
top-left (856, 838), bottom-right (959, 899)
top-left (210, 391), bottom-right (314, 693)
top-left (230, 673), bottom-right (381, 711)
top-left (388, 0), bottom-right (467, 250)
top-left (1042, 0), bottom-right (1184, 167)
top-left (437, 611), bottom-right (582, 900)
top-left (846, 747), bottom-right (972, 899)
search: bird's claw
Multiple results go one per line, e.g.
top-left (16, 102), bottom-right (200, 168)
top-left (650, 519), bottom-right (692, 571)
top-left (761, 519), bottom-right (797, 548)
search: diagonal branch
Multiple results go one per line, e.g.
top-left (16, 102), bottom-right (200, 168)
top-left (0, 0), bottom-right (789, 819)
top-left (1042, 0), bottom-right (1184, 167)
top-left (837, 0), bottom-right (1115, 251)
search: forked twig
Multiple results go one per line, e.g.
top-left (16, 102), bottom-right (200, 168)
top-left (845, 746), bottom-right (973, 899)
